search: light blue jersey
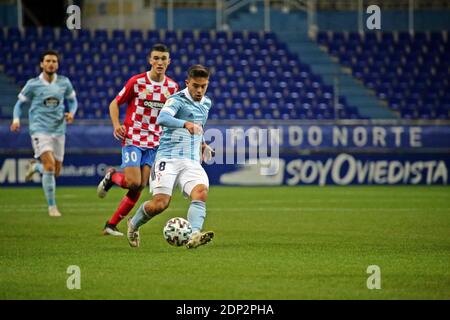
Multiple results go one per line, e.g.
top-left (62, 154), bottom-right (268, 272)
top-left (156, 88), bottom-right (212, 162)
top-left (13, 73), bottom-right (77, 135)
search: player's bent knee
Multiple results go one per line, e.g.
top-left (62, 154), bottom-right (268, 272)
top-left (127, 182), bottom-right (141, 192)
top-left (156, 197), bottom-right (170, 211)
top-left (55, 165), bottom-right (62, 177)
top-left (43, 164), bottom-right (56, 172)
top-left (191, 185), bottom-right (208, 202)
top-left (138, 182), bottom-right (147, 191)
top-left (147, 203), bottom-right (167, 215)
top-left (154, 202), bottom-right (168, 214)
top-left (146, 196), bottom-right (170, 215)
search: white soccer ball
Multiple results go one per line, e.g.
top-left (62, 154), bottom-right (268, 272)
top-left (163, 217), bottom-right (192, 246)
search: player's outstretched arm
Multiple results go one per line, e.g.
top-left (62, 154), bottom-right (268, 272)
top-left (64, 112), bottom-right (75, 124)
top-left (156, 110), bottom-right (203, 135)
top-left (157, 111), bottom-right (185, 127)
top-left (65, 95), bottom-right (78, 124)
top-left (202, 143), bottom-right (215, 162)
top-left (10, 100), bottom-right (26, 132)
top-left (10, 121), bottom-right (20, 132)
top-left (184, 122), bottom-right (203, 135)
top-left (109, 99), bottom-right (125, 140)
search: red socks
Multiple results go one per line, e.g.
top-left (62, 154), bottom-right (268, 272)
top-left (111, 172), bottom-right (128, 188)
top-left (108, 190), bottom-right (141, 225)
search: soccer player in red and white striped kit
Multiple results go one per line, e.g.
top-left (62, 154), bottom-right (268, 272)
top-left (97, 44), bottom-right (179, 236)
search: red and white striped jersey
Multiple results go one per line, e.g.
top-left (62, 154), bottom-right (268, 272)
top-left (115, 72), bottom-right (179, 148)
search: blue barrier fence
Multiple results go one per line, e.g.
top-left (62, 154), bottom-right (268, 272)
top-left (1, 123), bottom-right (450, 151)
top-left (1, 153), bottom-right (448, 186)
top-left (1, 123), bottom-right (449, 186)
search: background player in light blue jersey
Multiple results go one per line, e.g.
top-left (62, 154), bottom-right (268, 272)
top-left (10, 50), bottom-right (78, 217)
top-left (127, 65), bottom-right (215, 248)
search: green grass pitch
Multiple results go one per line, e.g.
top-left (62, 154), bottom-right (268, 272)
top-left (0, 186), bottom-right (449, 299)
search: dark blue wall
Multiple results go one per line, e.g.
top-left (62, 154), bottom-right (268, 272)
top-left (0, 3), bottom-right (18, 27)
top-left (154, 8), bottom-right (450, 32)
top-left (317, 10), bottom-right (450, 31)
top-left (155, 8), bottom-right (216, 30)
top-left (1, 123), bottom-right (449, 186)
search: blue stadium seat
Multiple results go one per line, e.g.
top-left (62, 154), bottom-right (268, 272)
top-left (430, 32), bottom-right (444, 43)
top-left (398, 32), bottom-right (411, 43)
top-left (130, 29), bottom-right (143, 42)
top-left (0, 27), bottom-right (367, 120)
top-left (58, 29), bottom-right (72, 42)
top-left (147, 30), bottom-right (160, 41)
top-left (42, 27), bottom-right (55, 41)
top-left (413, 32), bottom-right (427, 42)
top-left (347, 32), bottom-right (361, 43)
top-left (364, 32), bottom-right (378, 43)
top-left (318, 30), bottom-right (449, 118)
top-left (181, 30), bottom-right (194, 42)
top-left (332, 32), bottom-right (345, 44)
top-left (78, 29), bottom-right (91, 41)
top-left (112, 30), bottom-right (125, 42)
top-left (247, 31), bottom-right (260, 42)
top-left (24, 27), bottom-right (38, 40)
top-left (264, 32), bottom-right (277, 41)
top-left (215, 31), bottom-right (228, 42)
top-left (165, 30), bottom-right (177, 42)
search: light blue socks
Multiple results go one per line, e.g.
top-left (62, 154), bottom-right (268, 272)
top-left (34, 162), bottom-right (43, 174)
top-left (187, 200), bottom-right (206, 233)
top-left (130, 200), bottom-right (206, 233)
top-left (130, 201), bottom-right (153, 229)
top-left (42, 171), bottom-right (56, 206)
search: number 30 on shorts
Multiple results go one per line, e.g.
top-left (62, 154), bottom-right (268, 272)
top-left (124, 151), bottom-right (138, 163)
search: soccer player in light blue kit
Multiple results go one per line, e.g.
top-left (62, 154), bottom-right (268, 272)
top-left (127, 65), bottom-right (215, 248)
top-left (10, 50), bottom-right (78, 217)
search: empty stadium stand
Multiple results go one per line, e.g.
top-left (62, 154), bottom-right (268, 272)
top-left (317, 31), bottom-right (449, 119)
top-left (0, 27), bottom-right (363, 120)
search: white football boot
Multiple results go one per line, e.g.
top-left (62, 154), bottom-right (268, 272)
top-left (97, 168), bottom-right (116, 198)
top-left (126, 219), bottom-right (140, 248)
top-left (186, 231), bottom-right (214, 249)
top-left (48, 205), bottom-right (62, 217)
top-left (25, 160), bottom-right (37, 182)
top-left (103, 221), bottom-right (124, 236)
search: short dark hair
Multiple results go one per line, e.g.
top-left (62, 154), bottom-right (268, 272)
top-left (149, 43), bottom-right (169, 56)
top-left (40, 50), bottom-right (59, 62)
top-left (187, 64), bottom-right (210, 79)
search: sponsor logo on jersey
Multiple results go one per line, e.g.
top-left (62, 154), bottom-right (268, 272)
top-left (163, 88), bottom-right (171, 98)
top-left (164, 98), bottom-right (175, 107)
top-left (143, 100), bottom-right (165, 109)
top-left (44, 97), bottom-right (60, 107)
